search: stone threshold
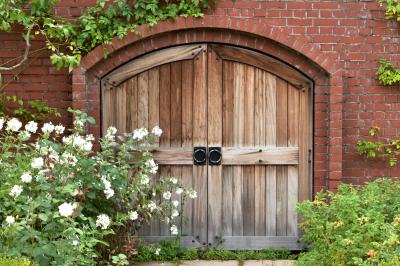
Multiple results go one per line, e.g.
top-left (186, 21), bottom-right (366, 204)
top-left (137, 260), bottom-right (296, 265)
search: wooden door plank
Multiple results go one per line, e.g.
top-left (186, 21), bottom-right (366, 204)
top-left (217, 236), bottom-right (302, 250)
top-left (207, 48), bottom-right (223, 246)
top-left (126, 77), bottom-right (138, 132)
top-left (148, 68), bottom-right (160, 138)
top-left (276, 78), bottom-right (288, 236)
top-left (265, 72), bottom-right (277, 236)
top-left (102, 86), bottom-right (112, 135)
top-left (287, 85), bottom-right (300, 237)
top-left (243, 65), bottom-right (255, 236)
top-left (181, 60), bottom-right (194, 236)
top-left (138, 71), bottom-right (149, 129)
top-left (232, 63), bottom-right (245, 236)
top-left (254, 69), bottom-right (266, 236)
top-left (221, 147), bottom-right (299, 165)
top-left (171, 62), bottom-right (182, 146)
top-left (106, 44), bottom-right (207, 87)
top-left (159, 64), bottom-right (171, 145)
top-left (299, 86), bottom-right (311, 203)
top-left (116, 83), bottom-right (127, 132)
top-left (192, 49), bottom-right (208, 245)
top-left (222, 61), bottom-right (234, 237)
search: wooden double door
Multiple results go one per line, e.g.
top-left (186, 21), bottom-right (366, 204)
top-left (102, 44), bottom-right (312, 250)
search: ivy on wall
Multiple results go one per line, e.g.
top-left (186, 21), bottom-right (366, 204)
top-left (0, 0), bottom-right (216, 72)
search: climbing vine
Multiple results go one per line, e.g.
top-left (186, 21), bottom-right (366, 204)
top-left (0, 0), bottom-right (216, 72)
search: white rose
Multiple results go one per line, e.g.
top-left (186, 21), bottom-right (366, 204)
top-left (175, 188), bottom-right (183, 195)
top-left (155, 248), bottom-right (161, 255)
top-left (130, 211), bottom-right (138, 221)
top-left (0, 117), bottom-right (5, 130)
top-left (151, 126), bottom-right (163, 137)
top-left (147, 201), bottom-right (157, 212)
top-left (9, 185), bottom-right (23, 198)
top-left (25, 121), bottom-right (38, 133)
top-left (170, 225), bottom-right (178, 235)
top-left (104, 188), bottom-right (114, 199)
top-left (18, 131), bottom-right (31, 141)
top-left (145, 159), bottom-right (158, 174)
top-left (141, 175), bottom-right (150, 185)
top-left (54, 125), bottom-right (65, 134)
top-left (20, 172), bottom-right (32, 183)
top-left (6, 216), bottom-right (15, 225)
top-left (170, 177), bottom-right (178, 184)
top-left (132, 128), bottom-right (148, 141)
top-left (72, 240), bottom-right (79, 246)
top-left (31, 157), bottom-right (44, 169)
top-left (106, 127), bottom-right (117, 136)
top-left (6, 118), bottom-right (22, 132)
top-left (172, 200), bottom-right (179, 208)
top-left (163, 191), bottom-right (171, 200)
top-left (171, 209), bottom-right (179, 218)
top-left (187, 189), bottom-right (197, 199)
top-left (41, 122), bottom-right (55, 134)
top-left (58, 202), bottom-right (75, 217)
top-left (96, 214), bottom-right (110, 229)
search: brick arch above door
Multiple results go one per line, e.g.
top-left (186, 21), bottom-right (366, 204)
top-left (71, 15), bottom-right (344, 193)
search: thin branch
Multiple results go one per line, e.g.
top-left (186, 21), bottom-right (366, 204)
top-left (0, 26), bottom-right (33, 71)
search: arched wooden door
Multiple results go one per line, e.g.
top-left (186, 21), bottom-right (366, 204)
top-left (102, 44), bottom-right (312, 250)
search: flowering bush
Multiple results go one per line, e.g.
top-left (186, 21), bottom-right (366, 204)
top-left (297, 179), bottom-right (400, 266)
top-left (0, 110), bottom-right (196, 265)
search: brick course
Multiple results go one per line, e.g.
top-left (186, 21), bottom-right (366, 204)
top-left (1, 0), bottom-right (399, 193)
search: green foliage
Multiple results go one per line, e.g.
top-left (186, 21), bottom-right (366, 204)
top-left (376, 58), bottom-right (400, 88)
top-left (0, 0), bottom-right (217, 71)
top-left (0, 256), bottom-right (32, 266)
top-left (0, 111), bottom-right (195, 265)
top-left (357, 127), bottom-right (400, 166)
top-left (297, 178), bottom-right (400, 266)
top-left (133, 239), bottom-right (294, 262)
top-left (0, 95), bottom-right (60, 123)
top-left (379, 0), bottom-right (400, 20)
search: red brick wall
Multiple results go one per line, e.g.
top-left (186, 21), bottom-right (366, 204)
top-left (1, 0), bottom-right (399, 191)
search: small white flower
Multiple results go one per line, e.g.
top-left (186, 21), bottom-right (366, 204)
top-left (163, 191), bottom-right (171, 200)
top-left (18, 130), bottom-right (31, 141)
top-left (54, 125), bottom-right (65, 134)
top-left (41, 122), bottom-right (55, 134)
top-left (172, 200), bottom-right (179, 208)
top-left (9, 185), bottom-right (23, 198)
top-left (0, 117), bottom-right (5, 130)
top-left (170, 177), bottom-right (178, 184)
top-left (31, 157), bottom-right (44, 169)
top-left (25, 121), bottom-right (38, 133)
top-left (106, 127), bottom-right (117, 136)
top-left (96, 214), bottom-right (110, 229)
top-left (104, 188), bottom-right (114, 199)
top-left (151, 126), bottom-right (163, 137)
top-left (187, 189), bottom-right (197, 199)
top-left (147, 201), bottom-right (157, 212)
top-left (58, 202), bottom-right (75, 217)
top-left (72, 240), bottom-right (79, 246)
top-left (132, 128), bottom-right (148, 141)
top-left (130, 211), bottom-right (138, 221)
top-left (20, 172), bottom-right (32, 183)
top-left (175, 188), bottom-right (183, 195)
top-left (145, 159), bottom-right (158, 174)
top-left (141, 175), bottom-right (150, 185)
top-left (74, 119), bottom-right (84, 129)
top-left (6, 118), bottom-right (22, 132)
top-left (6, 216), bottom-right (15, 225)
top-left (170, 225), bottom-right (178, 235)
top-left (171, 209), bottom-right (179, 218)
top-left (61, 152), bottom-right (77, 166)
top-left (155, 248), bottom-right (161, 255)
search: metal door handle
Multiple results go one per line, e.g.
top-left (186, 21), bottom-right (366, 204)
top-left (193, 147), bottom-right (207, 165)
top-left (209, 147), bottom-right (221, 165)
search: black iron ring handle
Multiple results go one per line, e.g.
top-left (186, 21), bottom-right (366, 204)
top-left (209, 147), bottom-right (222, 165)
top-left (193, 147), bottom-right (207, 165)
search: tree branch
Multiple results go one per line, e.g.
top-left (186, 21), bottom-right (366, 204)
top-left (0, 26), bottom-right (32, 71)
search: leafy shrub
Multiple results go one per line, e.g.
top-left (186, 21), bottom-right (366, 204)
top-left (0, 257), bottom-right (32, 266)
top-left (297, 178), bottom-right (400, 266)
top-left (0, 109), bottom-right (196, 265)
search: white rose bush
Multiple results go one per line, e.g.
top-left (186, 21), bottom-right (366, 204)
top-left (0, 109), bottom-right (196, 265)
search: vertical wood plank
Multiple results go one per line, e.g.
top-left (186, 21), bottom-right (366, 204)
top-left (126, 77), bottom-right (138, 132)
top-left (116, 83), bottom-right (127, 132)
top-left (181, 60), bottom-right (194, 236)
top-left (276, 78), bottom-right (288, 236)
top-left (207, 48), bottom-right (223, 245)
top-left (138, 72), bottom-right (149, 129)
top-left (287, 84), bottom-right (299, 237)
top-left (299, 86), bottom-right (310, 203)
top-left (148, 68), bottom-right (160, 236)
top-left (103, 87), bottom-right (112, 135)
top-left (265, 72), bottom-right (277, 236)
top-left (232, 63), bottom-right (245, 236)
top-left (222, 61), bottom-right (234, 237)
top-left (242, 65), bottom-right (255, 236)
top-left (254, 69), bottom-right (266, 236)
top-left (192, 50), bottom-right (208, 245)
top-left (170, 62), bottom-right (182, 146)
top-left (159, 64), bottom-right (171, 236)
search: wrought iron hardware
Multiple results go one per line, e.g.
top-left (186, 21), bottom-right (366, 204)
top-left (208, 147), bottom-right (222, 166)
top-left (193, 147), bottom-right (207, 165)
